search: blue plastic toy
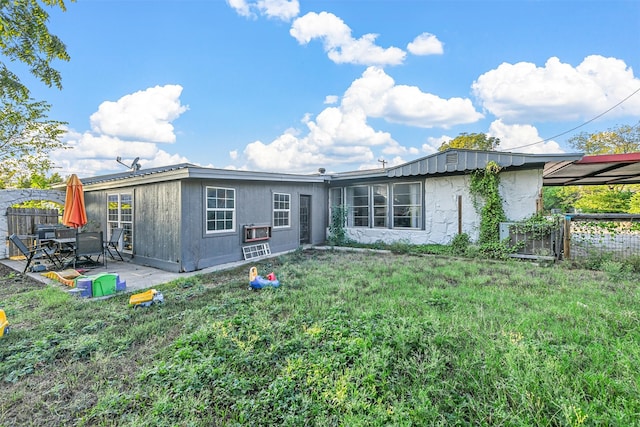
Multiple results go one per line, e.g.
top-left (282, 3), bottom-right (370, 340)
top-left (249, 267), bottom-right (280, 289)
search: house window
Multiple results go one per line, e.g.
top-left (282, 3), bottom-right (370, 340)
top-left (206, 187), bottom-right (235, 233)
top-left (373, 184), bottom-right (388, 228)
top-left (347, 185), bottom-right (369, 227)
top-left (329, 187), bottom-right (344, 226)
top-left (273, 193), bottom-right (290, 228)
top-left (107, 193), bottom-right (133, 253)
top-left (393, 182), bottom-right (421, 228)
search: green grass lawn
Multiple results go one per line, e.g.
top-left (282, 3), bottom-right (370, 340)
top-left (0, 249), bottom-right (638, 426)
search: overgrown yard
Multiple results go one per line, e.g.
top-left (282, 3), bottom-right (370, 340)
top-left (0, 249), bottom-right (638, 426)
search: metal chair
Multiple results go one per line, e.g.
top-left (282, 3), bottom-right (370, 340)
top-left (105, 228), bottom-right (125, 261)
top-left (74, 231), bottom-right (106, 269)
top-left (9, 234), bottom-right (62, 273)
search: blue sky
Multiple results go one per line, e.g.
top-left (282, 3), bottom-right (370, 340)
top-left (27, 0), bottom-right (640, 177)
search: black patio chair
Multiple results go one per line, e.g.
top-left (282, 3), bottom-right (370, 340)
top-left (74, 231), bottom-right (106, 269)
top-left (104, 228), bottom-right (124, 261)
top-left (9, 234), bottom-right (62, 273)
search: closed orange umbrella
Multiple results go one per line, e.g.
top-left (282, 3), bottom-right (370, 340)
top-left (62, 174), bottom-right (88, 229)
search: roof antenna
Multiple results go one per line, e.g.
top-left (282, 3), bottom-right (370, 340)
top-left (116, 156), bottom-right (141, 171)
top-left (378, 158), bottom-right (387, 168)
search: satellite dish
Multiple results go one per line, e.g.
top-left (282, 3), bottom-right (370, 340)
top-left (116, 156), bottom-right (142, 171)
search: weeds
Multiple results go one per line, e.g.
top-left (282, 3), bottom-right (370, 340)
top-left (0, 251), bottom-right (638, 426)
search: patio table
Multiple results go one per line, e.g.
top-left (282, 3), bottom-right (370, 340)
top-left (50, 237), bottom-right (77, 268)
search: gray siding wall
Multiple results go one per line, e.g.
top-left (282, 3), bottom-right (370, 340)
top-left (179, 180), bottom-right (327, 272)
top-left (84, 182), bottom-right (183, 272)
top-left (134, 181), bottom-right (182, 271)
top-left (85, 179), bottom-right (327, 273)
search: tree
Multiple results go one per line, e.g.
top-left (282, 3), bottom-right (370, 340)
top-left (9, 171), bottom-right (65, 208)
top-left (542, 186), bottom-right (580, 213)
top-left (438, 132), bottom-right (500, 151)
top-left (0, 0), bottom-right (71, 102)
top-left (573, 186), bottom-right (633, 213)
top-left (556, 122), bottom-right (640, 213)
top-left (567, 122), bottom-right (640, 155)
top-left (0, 0), bottom-right (71, 186)
top-left (0, 96), bottom-right (67, 186)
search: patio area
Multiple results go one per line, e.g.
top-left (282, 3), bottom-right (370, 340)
top-left (1, 254), bottom-right (271, 294)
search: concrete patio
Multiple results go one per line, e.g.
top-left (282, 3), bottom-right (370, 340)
top-left (1, 255), bottom-right (267, 294)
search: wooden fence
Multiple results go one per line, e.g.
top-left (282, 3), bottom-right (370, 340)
top-left (6, 207), bottom-right (60, 257)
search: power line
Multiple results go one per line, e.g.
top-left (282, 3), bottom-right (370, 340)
top-left (509, 86), bottom-right (640, 151)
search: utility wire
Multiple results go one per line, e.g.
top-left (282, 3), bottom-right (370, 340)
top-left (509, 86), bottom-right (640, 151)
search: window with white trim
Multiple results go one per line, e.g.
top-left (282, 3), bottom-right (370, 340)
top-left (107, 193), bottom-right (133, 253)
top-left (329, 187), bottom-right (344, 226)
top-left (372, 184), bottom-right (388, 228)
top-left (347, 185), bottom-right (369, 227)
top-left (206, 187), bottom-right (235, 233)
top-left (273, 192), bottom-right (290, 228)
top-left (393, 182), bottom-right (421, 228)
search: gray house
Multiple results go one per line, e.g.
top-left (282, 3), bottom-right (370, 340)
top-left (79, 164), bottom-right (328, 272)
top-left (76, 150), bottom-right (582, 272)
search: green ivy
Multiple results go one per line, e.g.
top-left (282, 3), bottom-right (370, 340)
top-left (327, 205), bottom-right (349, 246)
top-left (469, 161), bottom-right (506, 245)
top-left (510, 213), bottom-right (561, 239)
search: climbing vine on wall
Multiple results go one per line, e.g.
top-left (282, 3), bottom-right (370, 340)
top-left (469, 161), bottom-right (506, 245)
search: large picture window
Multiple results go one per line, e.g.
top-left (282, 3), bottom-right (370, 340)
top-left (393, 182), bottom-right (421, 228)
top-left (273, 193), bottom-right (290, 228)
top-left (206, 187), bottom-right (235, 233)
top-left (347, 186), bottom-right (369, 227)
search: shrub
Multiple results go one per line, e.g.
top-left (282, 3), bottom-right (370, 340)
top-left (450, 233), bottom-right (471, 256)
top-left (478, 240), bottom-right (514, 260)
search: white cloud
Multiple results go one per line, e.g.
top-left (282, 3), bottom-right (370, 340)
top-left (324, 95), bottom-right (338, 104)
top-left (381, 141), bottom-right (420, 156)
top-left (473, 55), bottom-right (640, 123)
top-left (407, 33), bottom-right (444, 56)
top-left (50, 85), bottom-right (193, 177)
top-left (242, 105), bottom-right (393, 172)
top-left (226, 0), bottom-right (253, 18)
top-left (257, 0), bottom-right (299, 20)
top-left (90, 85), bottom-right (188, 143)
top-left (488, 119), bottom-right (563, 154)
top-left (422, 135), bottom-right (452, 154)
top-left (343, 67), bottom-right (483, 128)
top-left (227, 0), bottom-right (299, 20)
top-left (50, 130), bottom-right (187, 177)
top-left (240, 66), bottom-right (480, 172)
top-left (290, 12), bottom-right (406, 66)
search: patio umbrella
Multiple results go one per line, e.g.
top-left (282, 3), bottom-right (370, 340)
top-left (62, 174), bottom-right (88, 229)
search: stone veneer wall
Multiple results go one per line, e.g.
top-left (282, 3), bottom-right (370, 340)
top-left (344, 168), bottom-right (542, 245)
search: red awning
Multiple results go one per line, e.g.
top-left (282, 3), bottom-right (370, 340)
top-left (543, 153), bottom-right (640, 186)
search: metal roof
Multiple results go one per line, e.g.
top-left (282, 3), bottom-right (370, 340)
top-left (60, 151), bottom-right (640, 190)
top-left (543, 152), bottom-right (640, 186)
top-left (59, 163), bottom-right (328, 191)
top-left (385, 149), bottom-right (583, 178)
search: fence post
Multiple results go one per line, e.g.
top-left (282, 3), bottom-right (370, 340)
top-left (563, 215), bottom-right (572, 260)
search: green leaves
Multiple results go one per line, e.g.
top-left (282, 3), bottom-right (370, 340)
top-left (0, 0), bottom-right (71, 186)
top-left (0, 0), bottom-right (70, 96)
top-left (439, 132), bottom-right (500, 152)
top-left (567, 122), bottom-right (640, 155)
top-left (470, 161), bottom-right (506, 245)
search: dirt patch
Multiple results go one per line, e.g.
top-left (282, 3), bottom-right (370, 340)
top-left (0, 262), bottom-right (46, 300)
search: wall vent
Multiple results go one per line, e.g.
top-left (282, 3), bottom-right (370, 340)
top-left (445, 152), bottom-right (458, 164)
